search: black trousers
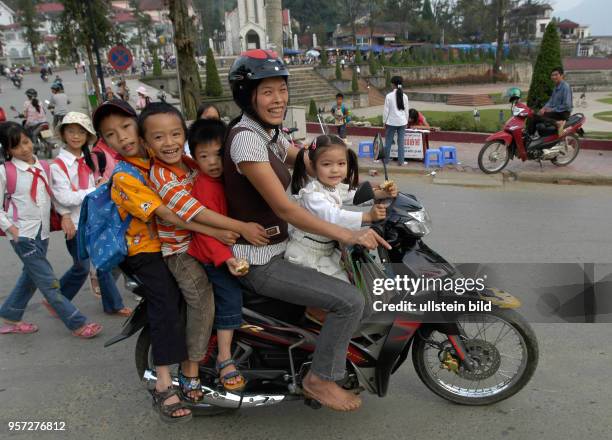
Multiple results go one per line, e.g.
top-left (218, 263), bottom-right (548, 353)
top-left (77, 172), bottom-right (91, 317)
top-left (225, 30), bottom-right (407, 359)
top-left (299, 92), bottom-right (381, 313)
top-left (529, 111), bottom-right (570, 135)
top-left (120, 252), bottom-right (188, 366)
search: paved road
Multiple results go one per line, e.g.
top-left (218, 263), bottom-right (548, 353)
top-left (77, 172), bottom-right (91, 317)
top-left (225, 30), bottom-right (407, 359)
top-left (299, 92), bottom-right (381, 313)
top-left (0, 162), bottom-right (611, 437)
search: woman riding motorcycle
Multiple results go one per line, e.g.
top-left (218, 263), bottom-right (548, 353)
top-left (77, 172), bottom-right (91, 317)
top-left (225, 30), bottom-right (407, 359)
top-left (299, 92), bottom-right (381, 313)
top-left (224, 50), bottom-right (387, 412)
top-left (22, 89), bottom-right (47, 129)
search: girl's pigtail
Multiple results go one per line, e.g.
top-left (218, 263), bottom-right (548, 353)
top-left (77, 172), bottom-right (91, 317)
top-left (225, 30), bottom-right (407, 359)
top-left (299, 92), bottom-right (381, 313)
top-left (290, 147), bottom-right (309, 195)
top-left (82, 143), bottom-right (96, 173)
top-left (345, 148), bottom-right (360, 190)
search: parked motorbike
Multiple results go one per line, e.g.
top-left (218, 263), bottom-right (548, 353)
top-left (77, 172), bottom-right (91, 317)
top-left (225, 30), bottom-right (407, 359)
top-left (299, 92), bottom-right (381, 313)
top-left (478, 98), bottom-right (586, 174)
top-left (106, 174), bottom-right (539, 414)
top-left (9, 106), bottom-right (54, 158)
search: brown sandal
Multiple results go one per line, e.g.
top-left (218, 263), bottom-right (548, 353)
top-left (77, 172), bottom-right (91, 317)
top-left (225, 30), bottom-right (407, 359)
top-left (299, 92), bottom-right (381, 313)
top-left (152, 387), bottom-right (192, 424)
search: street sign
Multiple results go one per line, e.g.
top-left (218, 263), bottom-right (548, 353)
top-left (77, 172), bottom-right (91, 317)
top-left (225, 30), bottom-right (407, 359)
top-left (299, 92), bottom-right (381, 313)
top-left (108, 45), bottom-right (133, 71)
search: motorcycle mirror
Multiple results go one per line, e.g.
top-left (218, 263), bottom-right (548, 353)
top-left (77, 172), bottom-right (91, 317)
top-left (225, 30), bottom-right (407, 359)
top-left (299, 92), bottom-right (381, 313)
top-left (44, 100), bottom-right (50, 106)
top-left (353, 181), bottom-right (376, 205)
top-left (9, 105), bottom-right (16, 112)
top-left (373, 134), bottom-right (389, 181)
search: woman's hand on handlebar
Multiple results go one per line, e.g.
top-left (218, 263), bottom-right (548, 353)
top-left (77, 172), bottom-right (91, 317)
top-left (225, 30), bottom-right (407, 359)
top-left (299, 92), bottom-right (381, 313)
top-left (345, 228), bottom-right (390, 250)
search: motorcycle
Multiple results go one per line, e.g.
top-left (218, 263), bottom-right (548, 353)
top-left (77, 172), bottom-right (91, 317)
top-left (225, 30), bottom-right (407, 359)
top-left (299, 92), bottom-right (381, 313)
top-left (10, 73), bottom-right (23, 89)
top-left (10, 106), bottom-right (54, 158)
top-left (106, 175), bottom-right (539, 414)
top-left (478, 98), bottom-right (586, 174)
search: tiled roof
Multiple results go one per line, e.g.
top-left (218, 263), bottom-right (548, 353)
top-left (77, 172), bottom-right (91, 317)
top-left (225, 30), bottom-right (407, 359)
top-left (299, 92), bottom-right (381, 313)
top-left (36, 2), bottom-right (64, 14)
top-left (564, 57), bottom-right (612, 70)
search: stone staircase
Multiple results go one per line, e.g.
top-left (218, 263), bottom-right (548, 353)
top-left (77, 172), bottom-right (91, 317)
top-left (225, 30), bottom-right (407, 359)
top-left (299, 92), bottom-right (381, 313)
top-left (201, 66), bottom-right (339, 108)
top-left (446, 94), bottom-right (495, 106)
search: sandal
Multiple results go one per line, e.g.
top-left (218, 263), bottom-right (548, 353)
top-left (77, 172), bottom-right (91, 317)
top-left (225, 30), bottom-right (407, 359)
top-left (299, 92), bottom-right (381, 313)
top-left (0, 322), bottom-right (39, 334)
top-left (178, 370), bottom-right (203, 403)
top-left (42, 300), bottom-right (59, 318)
top-left (72, 323), bottom-right (103, 339)
top-left (105, 307), bottom-right (133, 317)
top-left (152, 386), bottom-right (192, 424)
top-left (216, 359), bottom-right (246, 392)
top-left (89, 270), bottom-right (101, 298)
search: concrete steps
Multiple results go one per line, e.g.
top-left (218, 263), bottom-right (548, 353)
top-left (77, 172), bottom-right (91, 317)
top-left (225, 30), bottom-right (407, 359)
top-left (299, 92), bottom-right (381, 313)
top-left (446, 94), bottom-right (494, 106)
top-left (201, 66), bottom-right (339, 107)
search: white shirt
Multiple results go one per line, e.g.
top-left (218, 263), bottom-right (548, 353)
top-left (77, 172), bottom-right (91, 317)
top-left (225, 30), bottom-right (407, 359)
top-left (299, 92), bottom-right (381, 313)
top-left (50, 148), bottom-right (96, 227)
top-left (383, 90), bottom-right (409, 127)
top-left (0, 158), bottom-right (55, 239)
top-left (293, 180), bottom-right (362, 232)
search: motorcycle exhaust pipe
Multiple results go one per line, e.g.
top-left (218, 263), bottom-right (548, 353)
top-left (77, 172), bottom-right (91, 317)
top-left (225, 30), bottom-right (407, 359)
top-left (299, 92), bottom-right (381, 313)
top-left (143, 369), bottom-right (291, 409)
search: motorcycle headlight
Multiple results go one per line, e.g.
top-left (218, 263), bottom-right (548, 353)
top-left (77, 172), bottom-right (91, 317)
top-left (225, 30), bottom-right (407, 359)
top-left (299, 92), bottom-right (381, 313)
top-left (512, 106), bottom-right (523, 116)
top-left (403, 209), bottom-right (432, 236)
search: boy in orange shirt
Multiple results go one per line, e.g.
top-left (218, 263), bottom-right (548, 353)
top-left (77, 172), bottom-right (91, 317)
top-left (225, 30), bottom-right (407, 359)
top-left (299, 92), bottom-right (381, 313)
top-left (92, 100), bottom-right (223, 424)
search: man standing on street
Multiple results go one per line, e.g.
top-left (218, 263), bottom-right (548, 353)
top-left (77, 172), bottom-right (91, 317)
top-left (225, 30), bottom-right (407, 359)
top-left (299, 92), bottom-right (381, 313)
top-left (531, 66), bottom-right (573, 137)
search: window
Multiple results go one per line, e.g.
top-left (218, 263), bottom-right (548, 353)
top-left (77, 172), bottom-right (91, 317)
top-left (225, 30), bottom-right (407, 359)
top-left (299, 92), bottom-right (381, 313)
top-left (5, 32), bottom-right (15, 41)
top-left (540, 24), bottom-right (546, 33)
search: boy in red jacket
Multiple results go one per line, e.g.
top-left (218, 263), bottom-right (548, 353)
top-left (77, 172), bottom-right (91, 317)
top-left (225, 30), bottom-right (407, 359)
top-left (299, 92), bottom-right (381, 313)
top-left (187, 118), bottom-right (249, 392)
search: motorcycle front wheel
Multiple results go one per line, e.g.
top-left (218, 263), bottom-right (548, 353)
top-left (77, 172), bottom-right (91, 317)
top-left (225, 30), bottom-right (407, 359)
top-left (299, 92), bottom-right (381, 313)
top-left (478, 141), bottom-right (511, 174)
top-left (412, 308), bottom-right (538, 406)
top-left (134, 327), bottom-right (233, 416)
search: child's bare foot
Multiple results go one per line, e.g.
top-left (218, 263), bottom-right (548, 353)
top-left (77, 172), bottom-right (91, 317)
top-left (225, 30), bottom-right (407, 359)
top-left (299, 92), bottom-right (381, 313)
top-left (302, 371), bottom-right (361, 411)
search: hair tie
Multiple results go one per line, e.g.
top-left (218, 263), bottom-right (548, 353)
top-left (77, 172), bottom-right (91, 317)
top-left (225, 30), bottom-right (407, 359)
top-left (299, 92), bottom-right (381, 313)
top-left (397, 84), bottom-right (402, 89)
top-left (309, 138), bottom-right (317, 151)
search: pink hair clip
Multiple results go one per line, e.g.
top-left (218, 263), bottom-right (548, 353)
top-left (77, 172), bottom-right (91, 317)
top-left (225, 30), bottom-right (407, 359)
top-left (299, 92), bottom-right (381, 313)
top-left (310, 138), bottom-right (317, 151)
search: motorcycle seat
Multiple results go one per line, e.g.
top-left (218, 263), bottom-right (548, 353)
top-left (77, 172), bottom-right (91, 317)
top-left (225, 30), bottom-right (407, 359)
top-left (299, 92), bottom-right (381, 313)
top-left (242, 287), bottom-right (305, 324)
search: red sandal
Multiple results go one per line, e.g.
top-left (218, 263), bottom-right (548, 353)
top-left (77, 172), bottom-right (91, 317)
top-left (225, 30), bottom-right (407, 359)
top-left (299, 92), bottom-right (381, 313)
top-left (0, 322), bottom-right (39, 334)
top-left (72, 323), bottom-right (103, 339)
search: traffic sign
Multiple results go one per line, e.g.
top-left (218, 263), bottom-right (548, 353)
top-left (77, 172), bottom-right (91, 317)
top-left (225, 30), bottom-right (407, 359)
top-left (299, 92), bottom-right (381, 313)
top-left (108, 45), bottom-right (133, 71)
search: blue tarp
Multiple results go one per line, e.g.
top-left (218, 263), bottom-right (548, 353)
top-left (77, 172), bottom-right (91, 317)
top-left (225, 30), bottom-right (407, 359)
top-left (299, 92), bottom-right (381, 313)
top-left (283, 48), bottom-right (303, 55)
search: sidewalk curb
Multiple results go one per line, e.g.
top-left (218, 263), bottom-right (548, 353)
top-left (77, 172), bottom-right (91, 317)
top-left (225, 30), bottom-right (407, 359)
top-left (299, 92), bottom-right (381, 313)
top-left (358, 163), bottom-right (612, 186)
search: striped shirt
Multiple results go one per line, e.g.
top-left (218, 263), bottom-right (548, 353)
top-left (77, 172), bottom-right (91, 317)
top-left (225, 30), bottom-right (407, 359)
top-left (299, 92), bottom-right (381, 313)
top-left (229, 114), bottom-right (290, 266)
top-left (149, 157), bottom-right (205, 256)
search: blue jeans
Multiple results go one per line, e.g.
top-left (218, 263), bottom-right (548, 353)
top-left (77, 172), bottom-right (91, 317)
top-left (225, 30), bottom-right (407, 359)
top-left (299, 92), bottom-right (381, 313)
top-left (60, 237), bottom-right (90, 301)
top-left (0, 231), bottom-right (88, 331)
top-left (384, 124), bottom-right (406, 164)
top-left (202, 263), bottom-right (243, 330)
top-left (97, 268), bottom-right (126, 313)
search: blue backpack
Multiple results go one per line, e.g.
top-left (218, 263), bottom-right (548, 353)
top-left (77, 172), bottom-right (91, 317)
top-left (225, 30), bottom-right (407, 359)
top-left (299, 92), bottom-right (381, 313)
top-left (77, 161), bottom-right (146, 272)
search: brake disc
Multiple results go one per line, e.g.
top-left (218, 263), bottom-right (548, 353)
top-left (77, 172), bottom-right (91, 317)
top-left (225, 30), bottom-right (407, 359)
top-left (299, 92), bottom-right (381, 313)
top-left (457, 339), bottom-right (501, 380)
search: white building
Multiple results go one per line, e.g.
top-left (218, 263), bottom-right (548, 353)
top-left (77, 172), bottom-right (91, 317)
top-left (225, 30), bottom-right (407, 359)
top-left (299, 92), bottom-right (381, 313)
top-left (0, 0), bottom-right (32, 61)
top-left (224, 0), bottom-right (268, 55)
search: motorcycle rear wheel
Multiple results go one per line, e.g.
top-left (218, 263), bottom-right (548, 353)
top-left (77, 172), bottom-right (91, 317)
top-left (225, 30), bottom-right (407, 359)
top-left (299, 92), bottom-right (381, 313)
top-left (478, 141), bottom-right (510, 174)
top-left (412, 308), bottom-right (538, 406)
top-left (551, 134), bottom-right (580, 166)
top-left (134, 327), bottom-right (234, 416)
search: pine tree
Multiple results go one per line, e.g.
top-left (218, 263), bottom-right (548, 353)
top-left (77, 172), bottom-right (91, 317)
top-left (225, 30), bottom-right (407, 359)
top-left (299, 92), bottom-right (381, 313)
top-left (355, 48), bottom-right (363, 64)
top-left (527, 22), bottom-right (562, 109)
top-left (205, 47), bottom-right (223, 97)
top-left (151, 44), bottom-right (162, 76)
top-left (369, 54), bottom-right (379, 75)
top-left (335, 57), bottom-right (342, 80)
top-left (351, 68), bottom-right (359, 92)
top-left (321, 48), bottom-right (328, 66)
top-left (308, 99), bottom-right (318, 121)
top-left (390, 50), bottom-right (401, 65)
top-left (422, 0), bottom-right (434, 21)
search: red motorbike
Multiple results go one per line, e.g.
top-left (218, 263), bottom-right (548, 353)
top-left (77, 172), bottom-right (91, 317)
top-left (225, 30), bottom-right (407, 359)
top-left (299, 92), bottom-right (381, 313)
top-left (478, 99), bottom-right (586, 174)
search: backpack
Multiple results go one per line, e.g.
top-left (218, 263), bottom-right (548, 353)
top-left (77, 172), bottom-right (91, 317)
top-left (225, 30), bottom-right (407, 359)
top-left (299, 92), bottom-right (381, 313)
top-left (76, 161), bottom-right (146, 272)
top-left (1, 160), bottom-right (61, 236)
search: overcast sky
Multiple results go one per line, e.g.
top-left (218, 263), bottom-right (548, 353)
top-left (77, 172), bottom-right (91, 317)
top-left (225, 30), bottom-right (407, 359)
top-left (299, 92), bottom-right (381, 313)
top-left (551, 0), bottom-right (583, 11)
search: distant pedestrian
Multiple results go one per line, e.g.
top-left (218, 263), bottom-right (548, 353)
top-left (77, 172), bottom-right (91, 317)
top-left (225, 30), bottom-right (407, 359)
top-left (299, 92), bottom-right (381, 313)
top-left (74, 62), bottom-right (79, 75)
top-left (157, 85), bottom-right (167, 103)
top-left (356, 65), bottom-right (361, 78)
top-left (473, 108), bottom-right (481, 124)
top-left (80, 60), bottom-right (86, 73)
top-left (341, 57), bottom-right (345, 70)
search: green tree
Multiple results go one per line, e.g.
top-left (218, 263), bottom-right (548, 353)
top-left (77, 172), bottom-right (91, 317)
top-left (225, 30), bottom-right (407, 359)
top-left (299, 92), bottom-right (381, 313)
top-left (56, 0), bottom-right (113, 102)
top-left (351, 68), bottom-right (359, 92)
top-left (527, 22), bottom-right (562, 109)
top-left (422, 0), bottom-right (434, 20)
top-left (130, 0), bottom-right (153, 59)
top-left (390, 50), bottom-right (401, 65)
top-left (308, 98), bottom-right (318, 121)
top-left (150, 44), bottom-right (162, 76)
top-left (321, 48), bottom-right (328, 66)
top-left (205, 47), bottom-right (223, 97)
top-left (17, 0), bottom-right (42, 61)
top-left (335, 57), bottom-right (342, 80)
top-left (168, 0), bottom-right (202, 120)
top-left (369, 54), bottom-right (379, 75)
top-left (355, 47), bottom-right (362, 64)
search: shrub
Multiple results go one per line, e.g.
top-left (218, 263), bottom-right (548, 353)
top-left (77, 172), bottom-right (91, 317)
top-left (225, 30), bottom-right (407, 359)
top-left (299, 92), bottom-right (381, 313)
top-left (527, 22), bottom-right (562, 110)
top-left (369, 55), bottom-right (379, 75)
top-left (355, 48), bottom-right (362, 64)
top-left (335, 58), bottom-right (342, 80)
top-left (308, 99), bottom-right (318, 121)
top-left (351, 69), bottom-right (359, 92)
top-left (204, 47), bottom-right (223, 97)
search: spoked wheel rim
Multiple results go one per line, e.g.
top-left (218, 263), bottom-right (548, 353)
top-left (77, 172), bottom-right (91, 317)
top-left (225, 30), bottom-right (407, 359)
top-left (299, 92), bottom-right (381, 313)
top-left (552, 135), bottom-right (579, 165)
top-left (479, 141), bottom-right (510, 173)
top-left (419, 313), bottom-right (529, 399)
